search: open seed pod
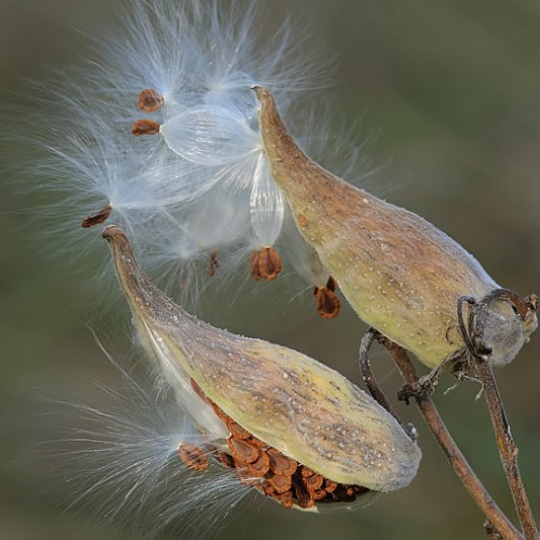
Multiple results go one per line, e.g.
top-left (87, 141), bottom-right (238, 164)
top-left (254, 87), bottom-right (537, 369)
top-left (103, 225), bottom-right (421, 511)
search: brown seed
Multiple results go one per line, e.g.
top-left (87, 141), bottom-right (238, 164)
top-left (132, 119), bottom-right (161, 136)
top-left (303, 473), bottom-right (324, 491)
top-left (324, 479), bottom-right (338, 494)
top-left (332, 486), bottom-right (357, 503)
top-left (210, 401), bottom-right (231, 422)
top-left (249, 247), bottom-right (282, 281)
top-left (137, 88), bottom-right (164, 112)
top-left (190, 378), bottom-right (210, 404)
top-left (245, 450), bottom-right (271, 477)
top-left (292, 476), bottom-right (314, 509)
top-left (208, 251), bottom-right (220, 276)
top-left (225, 418), bottom-right (251, 440)
top-left (300, 466), bottom-right (315, 478)
top-left (315, 286), bottom-right (341, 319)
top-left (81, 205), bottom-right (112, 228)
top-left (227, 437), bottom-right (260, 464)
top-left (268, 473), bottom-right (292, 494)
top-left (208, 447), bottom-right (236, 469)
top-left (326, 276), bottom-right (338, 292)
top-left (311, 488), bottom-right (328, 501)
top-left (279, 490), bottom-right (294, 509)
top-left (268, 448), bottom-right (297, 476)
top-left (178, 443), bottom-right (209, 472)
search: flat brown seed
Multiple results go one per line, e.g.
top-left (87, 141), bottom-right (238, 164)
top-left (268, 448), bottom-right (297, 476)
top-left (190, 378), bottom-right (210, 404)
top-left (81, 205), bottom-right (112, 228)
top-left (316, 286), bottom-right (341, 319)
top-left (132, 119), bottom-right (161, 136)
top-left (249, 250), bottom-right (263, 281)
top-left (324, 479), bottom-right (338, 494)
top-left (245, 451), bottom-right (270, 477)
top-left (311, 488), bottom-right (328, 501)
top-left (292, 476), bottom-right (314, 509)
top-left (178, 443), bottom-right (209, 472)
top-left (137, 88), bottom-right (164, 112)
top-left (279, 490), bottom-right (294, 509)
top-left (300, 466), bottom-right (315, 478)
top-left (227, 437), bottom-right (260, 464)
top-left (303, 473), bottom-right (324, 491)
top-left (258, 246), bottom-right (282, 280)
top-left (326, 276), bottom-right (338, 292)
top-left (208, 447), bottom-right (235, 469)
top-left (268, 473), bottom-right (292, 494)
top-left (210, 402), bottom-right (231, 422)
top-left (226, 418), bottom-right (251, 440)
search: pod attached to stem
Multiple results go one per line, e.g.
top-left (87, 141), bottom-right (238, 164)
top-left (103, 225), bottom-right (421, 511)
top-left (254, 86), bottom-right (537, 369)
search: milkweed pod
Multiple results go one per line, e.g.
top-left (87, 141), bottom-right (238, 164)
top-left (254, 87), bottom-right (537, 369)
top-left (103, 225), bottom-right (421, 511)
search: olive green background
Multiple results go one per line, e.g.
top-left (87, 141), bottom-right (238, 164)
top-left (1, 1), bottom-right (539, 539)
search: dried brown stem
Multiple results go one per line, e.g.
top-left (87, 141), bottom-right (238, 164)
top-left (474, 360), bottom-right (538, 539)
top-left (379, 338), bottom-right (523, 540)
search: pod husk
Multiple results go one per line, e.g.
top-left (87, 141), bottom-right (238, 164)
top-left (103, 225), bottom-right (421, 493)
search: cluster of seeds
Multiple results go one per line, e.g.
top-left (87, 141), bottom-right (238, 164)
top-left (180, 380), bottom-right (370, 509)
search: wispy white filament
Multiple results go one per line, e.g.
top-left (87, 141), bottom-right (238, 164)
top-left (13, 0), bottom-right (374, 308)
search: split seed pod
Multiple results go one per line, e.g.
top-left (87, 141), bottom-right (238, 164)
top-left (254, 87), bottom-right (537, 368)
top-left (103, 225), bottom-right (421, 511)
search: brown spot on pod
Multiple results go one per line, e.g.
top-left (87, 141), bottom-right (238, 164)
top-left (137, 89), bottom-right (164, 112)
top-left (132, 119), bottom-right (161, 136)
top-left (81, 205), bottom-right (112, 228)
top-left (178, 443), bottom-right (209, 472)
top-left (298, 214), bottom-right (308, 228)
top-left (249, 247), bottom-right (282, 281)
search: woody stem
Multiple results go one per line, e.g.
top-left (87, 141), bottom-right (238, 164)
top-left (474, 360), bottom-right (538, 539)
top-left (378, 338), bottom-right (523, 540)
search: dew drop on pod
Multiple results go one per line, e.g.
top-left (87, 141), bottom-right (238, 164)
top-left (254, 87), bottom-right (538, 370)
top-left (102, 225), bottom-right (421, 511)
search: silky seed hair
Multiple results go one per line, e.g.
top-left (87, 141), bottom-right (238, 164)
top-left (11, 0), bottom-right (376, 317)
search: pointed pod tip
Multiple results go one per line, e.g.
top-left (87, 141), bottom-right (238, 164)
top-left (252, 85), bottom-right (273, 104)
top-left (101, 224), bottom-right (126, 243)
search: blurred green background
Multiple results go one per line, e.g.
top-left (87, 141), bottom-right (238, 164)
top-left (1, 0), bottom-right (539, 539)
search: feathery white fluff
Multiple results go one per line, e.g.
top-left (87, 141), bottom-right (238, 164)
top-left (24, 348), bottom-right (251, 539)
top-left (16, 0), bottom-right (374, 315)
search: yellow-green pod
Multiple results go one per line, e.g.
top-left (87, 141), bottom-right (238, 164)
top-left (254, 87), bottom-right (537, 369)
top-left (103, 225), bottom-right (421, 511)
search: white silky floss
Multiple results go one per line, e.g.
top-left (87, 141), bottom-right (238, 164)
top-left (21, 0), bottom-right (367, 315)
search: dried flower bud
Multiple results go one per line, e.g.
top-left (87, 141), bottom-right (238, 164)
top-left (103, 225), bottom-right (421, 510)
top-left (254, 87), bottom-right (537, 368)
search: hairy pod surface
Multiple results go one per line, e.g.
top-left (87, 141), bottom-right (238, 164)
top-left (103, 225), bottom-right (421, 509)
top-left (255, 87), bottom-right (537, 368)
